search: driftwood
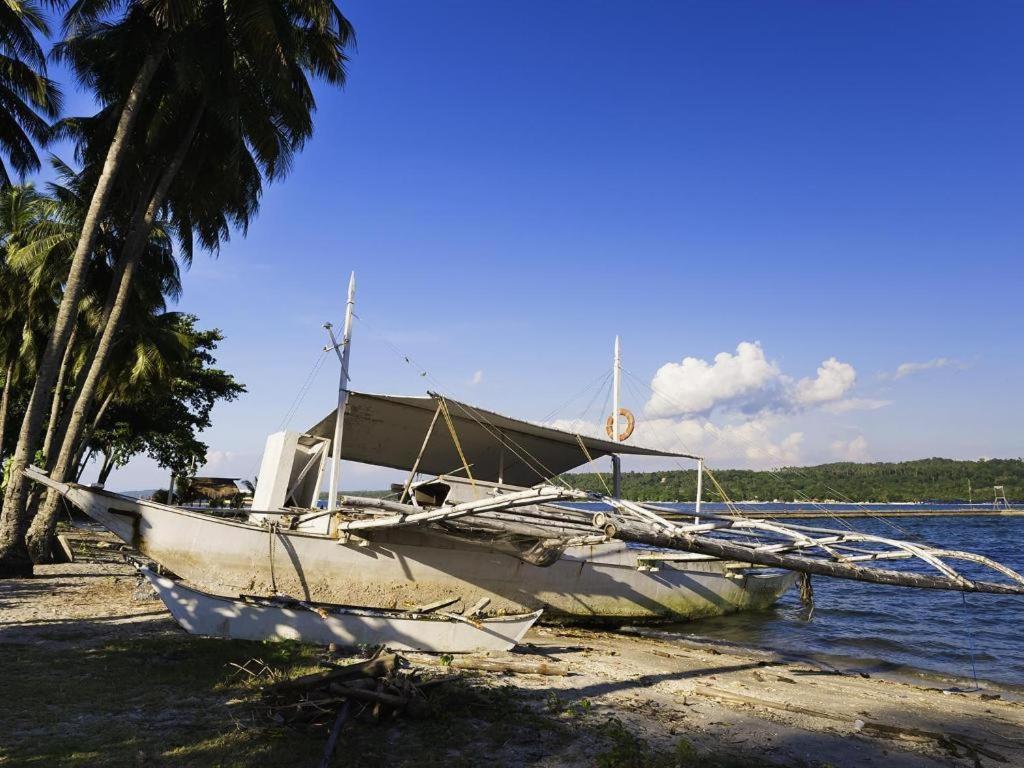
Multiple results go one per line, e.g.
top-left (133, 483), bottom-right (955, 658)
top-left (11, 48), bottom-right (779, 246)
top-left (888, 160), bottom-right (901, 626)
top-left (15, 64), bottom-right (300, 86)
top-left (318, 701), bottom-right (351, 768)
top-left (694, 687), bottom-right (846, 722)
top-left (426, 657), bottom-right (570, 676)
top-left (263, 653), bottom-right (399, 696)
top-left (261, 651), bottom-right (453, 734)
top-left (855, 720), bottom-right (1008, 762)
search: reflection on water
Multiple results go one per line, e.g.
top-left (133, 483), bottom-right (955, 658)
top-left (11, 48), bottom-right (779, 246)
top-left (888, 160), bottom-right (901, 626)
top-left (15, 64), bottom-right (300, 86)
top-left (661, 512), bottom-right (1024, 688)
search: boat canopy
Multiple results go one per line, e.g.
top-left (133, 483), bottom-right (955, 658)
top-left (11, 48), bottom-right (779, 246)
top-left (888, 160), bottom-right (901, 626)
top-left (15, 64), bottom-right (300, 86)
top-left (306, 391), bottom-right (696, 486)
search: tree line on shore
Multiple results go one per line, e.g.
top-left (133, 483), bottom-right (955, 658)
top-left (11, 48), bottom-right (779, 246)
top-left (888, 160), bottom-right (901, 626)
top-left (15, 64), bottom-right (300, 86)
top-left (0, 0), bottom-right (354, 577)
top-left (568, 457), bottom-right (1023, 503)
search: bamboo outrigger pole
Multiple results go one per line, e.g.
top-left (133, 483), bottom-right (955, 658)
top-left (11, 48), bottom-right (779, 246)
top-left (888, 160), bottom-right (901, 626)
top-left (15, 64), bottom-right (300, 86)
top-left (325, 272), bottom-right (356, 512)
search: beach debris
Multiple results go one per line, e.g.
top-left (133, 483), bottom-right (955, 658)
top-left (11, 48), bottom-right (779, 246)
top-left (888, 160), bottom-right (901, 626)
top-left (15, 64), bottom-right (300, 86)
top-left (259, 651), bottom-right (453, 733)
top-left (853, 719), bottom-right (1008, 763)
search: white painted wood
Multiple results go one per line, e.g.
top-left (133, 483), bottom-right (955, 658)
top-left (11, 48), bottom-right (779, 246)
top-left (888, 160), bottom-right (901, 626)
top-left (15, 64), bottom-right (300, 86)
top-left (251, 431), bottom-right (300, 522)
top-left (139, 566), bottom-right (541, 652)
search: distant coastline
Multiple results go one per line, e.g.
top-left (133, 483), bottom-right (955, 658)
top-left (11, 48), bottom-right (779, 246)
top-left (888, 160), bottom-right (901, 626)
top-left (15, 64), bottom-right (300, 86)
top-left (567, 457), bottom-right (1022, 504)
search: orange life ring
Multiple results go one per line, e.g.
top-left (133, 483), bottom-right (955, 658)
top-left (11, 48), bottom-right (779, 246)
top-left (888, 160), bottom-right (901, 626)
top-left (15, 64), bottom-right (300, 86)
top-left (605, 408), bottom-right (635, 441)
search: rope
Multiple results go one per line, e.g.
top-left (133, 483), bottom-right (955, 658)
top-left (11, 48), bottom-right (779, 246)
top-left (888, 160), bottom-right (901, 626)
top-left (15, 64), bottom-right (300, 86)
top-left (798, 573), bottom-right (815, 620)
top-left (541, 370), bottom-right (612, 423)
top-left (268, 521), bottom-right (279, 594)
top-left (575, 434), bottom-right (611, 496)
top-left (960, 591), bottom-right (981, 691)
top-left (247, 347), bottom-right (329, 480)
top-left (354, 314), bottom-right (571, 489)
top-left (437, 396), bottom-right (476, 489)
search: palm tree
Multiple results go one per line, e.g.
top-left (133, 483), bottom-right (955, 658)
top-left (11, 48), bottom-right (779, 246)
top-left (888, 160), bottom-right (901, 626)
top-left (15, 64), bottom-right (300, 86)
top-left (0, 183), bottom-right (50, 455)
top-left (0, 3), bottom-right (177, 575)
top-left (0, 0), bottom-right (60, 186)
top-left (26, 213), bottom-right (184, 559)
top-left (14, 0), bottom-right (354, 564)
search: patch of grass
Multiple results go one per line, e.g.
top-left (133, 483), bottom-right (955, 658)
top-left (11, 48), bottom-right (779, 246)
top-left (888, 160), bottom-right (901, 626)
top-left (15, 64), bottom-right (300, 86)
top-left (0, 636), bottom-right (575, 768)
top-left (0, 635), bottom-right (325, 767)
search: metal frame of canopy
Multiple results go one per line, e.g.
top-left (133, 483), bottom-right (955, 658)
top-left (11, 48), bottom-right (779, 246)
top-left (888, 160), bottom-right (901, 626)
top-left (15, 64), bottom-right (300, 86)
top-left (304, 390), bottom-right (699, 489)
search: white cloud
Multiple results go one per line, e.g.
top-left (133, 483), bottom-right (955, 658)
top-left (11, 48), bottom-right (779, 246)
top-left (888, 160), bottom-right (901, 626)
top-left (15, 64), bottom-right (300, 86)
top-left (549, 413), bottom-right (804, 469)
top-left (469, 370), bottom-right (483, 386)
top-left (645, 342), bottom-right (858, 419)
top-left (821, 398), bottom-right (892, 414)
top-left (831, 435), bottom-right (869, 462)
top-left (645, 341), bottom-right (782, 418)
top-left (548, 340), bottom-right (916, 470)
top-left (882, 357), bottom-right (967, 380)
top-left (793, 358), bottom-right (856, 405)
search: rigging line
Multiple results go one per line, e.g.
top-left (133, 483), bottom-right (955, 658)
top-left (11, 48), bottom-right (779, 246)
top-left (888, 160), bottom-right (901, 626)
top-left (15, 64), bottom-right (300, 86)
top-left (566, 376), bottom-right (615, 489)
top-left (618, 372), bottom-right (713, 500)
top-left (353, 314), bottom-right (640, 497)
top-left (277, 348), bottom-right (330, 432)
top-left (444, 395), bottom-right (577, 491)
top-left (566, 371), bottom-right (612, 437)
top-left (541, 370), bottom-right (613, 423)
top-left (575, 434), bottom-right (611, 496)
top-left (247, 346), bottom-right (330, 480)
top-left (620, 368), bottom-right (857, 535)
top-left (437, 396), bottom-right (476, 489)
top-left (619, 367), bottom-right (898, 536)
top-left (352, 313), bottom-right (589, 490)
top-left (626, 358), bottom-right (908, 534)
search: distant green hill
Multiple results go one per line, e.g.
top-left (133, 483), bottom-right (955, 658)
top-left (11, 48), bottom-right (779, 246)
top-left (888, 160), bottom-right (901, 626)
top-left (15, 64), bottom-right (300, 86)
top-left (567, 458), bottom-right (1024, 503)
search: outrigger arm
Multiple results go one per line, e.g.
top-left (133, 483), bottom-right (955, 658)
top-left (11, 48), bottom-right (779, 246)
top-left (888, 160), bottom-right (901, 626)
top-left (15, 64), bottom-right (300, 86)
top-left (331, 488), bottom-right (1024, 596)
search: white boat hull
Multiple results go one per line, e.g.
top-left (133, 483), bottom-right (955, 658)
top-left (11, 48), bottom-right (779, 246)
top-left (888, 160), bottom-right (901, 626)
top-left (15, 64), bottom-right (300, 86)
top-left (139, 566), bottom-right (541, 652)
top-left (34, 475), bottom-right (795, 623)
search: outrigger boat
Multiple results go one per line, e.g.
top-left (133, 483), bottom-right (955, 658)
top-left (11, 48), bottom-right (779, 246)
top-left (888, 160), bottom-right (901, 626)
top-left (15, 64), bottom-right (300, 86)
top-left (137, 565), bottom-right (542, 652)
top-left (24, 274), bottom-right (1024, 642)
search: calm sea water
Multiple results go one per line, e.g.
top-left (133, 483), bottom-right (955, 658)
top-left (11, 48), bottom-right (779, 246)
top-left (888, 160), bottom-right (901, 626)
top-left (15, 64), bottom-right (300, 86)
top-left (654, 508), bottom-right (1024, 689)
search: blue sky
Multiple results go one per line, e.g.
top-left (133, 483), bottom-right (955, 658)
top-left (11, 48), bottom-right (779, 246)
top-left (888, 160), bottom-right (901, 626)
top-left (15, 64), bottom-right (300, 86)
top-left (52, 1), bottom-right (1021, 490)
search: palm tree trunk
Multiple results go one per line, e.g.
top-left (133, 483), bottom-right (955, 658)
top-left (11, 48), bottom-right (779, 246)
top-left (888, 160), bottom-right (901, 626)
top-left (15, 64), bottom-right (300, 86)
top-left (0, 46), bottom-right (165, 578)
top-left (30, 389), bottom-right (115, 563)
top-left (41, 325), bottom-right (77, 465)
top-left (97, 452), bottom-right (116, 486)
top-left (75, 449), bottom-right (94, 483)
top-left (24, 104), bottom-right (202, 563)
top-left (73, 395), bottom-right (112, 484)
top-left (0, 361), bottom-right (13, 458)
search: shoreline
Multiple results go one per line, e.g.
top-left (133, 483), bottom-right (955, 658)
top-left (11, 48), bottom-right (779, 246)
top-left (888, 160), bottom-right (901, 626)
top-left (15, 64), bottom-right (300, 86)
top-left (3, 559), bottom-right (1022, 766)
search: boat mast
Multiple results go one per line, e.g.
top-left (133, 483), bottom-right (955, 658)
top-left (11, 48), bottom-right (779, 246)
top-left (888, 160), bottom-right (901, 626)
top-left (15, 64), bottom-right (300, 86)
top-left (611, 335), bottom-right (622, 497)
top-left (325, 272), bottom-right (356, 511)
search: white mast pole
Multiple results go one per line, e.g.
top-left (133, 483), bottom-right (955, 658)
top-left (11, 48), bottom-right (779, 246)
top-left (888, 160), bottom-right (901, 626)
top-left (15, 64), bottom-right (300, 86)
top-left (611, 335), bottom-right (622, 497)
top-left (325, 272), bottom-right (356, 511)
top-left (612, 335), bottom-right (621, 439)
top-left (695, 458), bottom-right (703, 523)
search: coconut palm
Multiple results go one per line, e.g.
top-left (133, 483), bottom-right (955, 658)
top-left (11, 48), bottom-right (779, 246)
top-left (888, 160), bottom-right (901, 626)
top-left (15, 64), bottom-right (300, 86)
top-left (0, 2), bottom-right (184, 575)
top-left (0, 183), bottom-right (51, 456)
top-left (13, 0), bottom-right (354, 564)
top-left (0, 0), bottom-right (61, 185)
top-left (25, 214), bottom-right (183, 560)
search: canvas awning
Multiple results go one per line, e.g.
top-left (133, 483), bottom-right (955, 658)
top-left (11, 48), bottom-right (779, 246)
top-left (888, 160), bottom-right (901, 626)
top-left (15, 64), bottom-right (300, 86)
top-left (306, 391), bottom-right (697, 487)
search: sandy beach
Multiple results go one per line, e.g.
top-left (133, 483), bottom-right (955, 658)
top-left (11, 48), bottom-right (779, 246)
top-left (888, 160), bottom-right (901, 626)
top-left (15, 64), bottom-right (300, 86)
top-left (2, 540), bottom-right (1021, 768)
